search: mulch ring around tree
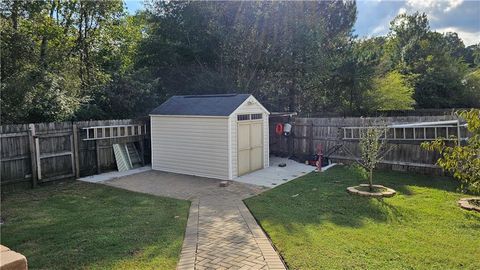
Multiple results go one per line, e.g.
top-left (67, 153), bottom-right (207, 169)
top-left (458, 198), bottom-right (480, 212)
top-left (347, 184), bottom-right (396, 198)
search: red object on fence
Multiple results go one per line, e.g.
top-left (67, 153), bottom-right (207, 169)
top-left (316, 144), bottom-right (323, 172)
top-left (275, 123), bottom-right (284, 135)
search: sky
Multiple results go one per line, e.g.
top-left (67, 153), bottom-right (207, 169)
top-left (124, 0), bottom-right (480, 46)
top-left (355, 0), bottom-right (480, 45)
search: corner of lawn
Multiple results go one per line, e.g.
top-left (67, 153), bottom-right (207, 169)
top-left (0, 181), bottom-right (190, 270)
top-left (244, 165), bottom-right (480, 270)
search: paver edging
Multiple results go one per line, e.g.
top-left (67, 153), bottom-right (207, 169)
top-left (239, 200), bottom-right (288, 270)
top-left (347, 184), bottom-right (396, 198)
top-left (458, 197), bottom-right (480, 212)
top-left (176, 200), bottom-right (199, 270)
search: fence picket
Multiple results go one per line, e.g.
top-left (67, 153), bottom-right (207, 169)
top-left (1, 118), bottom-right (149, 188)
top-left (269, 115), bottom-right (462, 174)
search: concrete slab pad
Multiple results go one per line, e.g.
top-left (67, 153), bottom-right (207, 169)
top-left (78, 166), bottom-right (151, 183)
top-left (321, 163), bottom-right (337, 171)
top-left (233, 157), bottom-right (314, 187)
top-left (104, 170), bottom-right (265, 201)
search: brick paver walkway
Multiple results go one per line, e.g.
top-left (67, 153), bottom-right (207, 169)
top-left (106, 170), bottom-right (286, 270)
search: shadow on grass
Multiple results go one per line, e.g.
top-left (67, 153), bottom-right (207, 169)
top-left (462, 211), bottom-right (480, 229)
top-left (0, 181), bottom-right (190, 270)
top-left (245, 165), bottom-right (463, 231)
top-left (244, 165), bottom-right (480, 270)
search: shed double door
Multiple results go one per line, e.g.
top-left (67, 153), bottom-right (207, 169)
top-left (238, 121), bottom-right (263, 176)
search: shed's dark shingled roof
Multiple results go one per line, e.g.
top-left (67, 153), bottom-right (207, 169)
top-left (150, 94), bottom-right (251, 116)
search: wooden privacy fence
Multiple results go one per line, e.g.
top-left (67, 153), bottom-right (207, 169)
top-left (1, 119), bottom-right (149, 189)
top-left (269, 115), bottom-right (468, 174)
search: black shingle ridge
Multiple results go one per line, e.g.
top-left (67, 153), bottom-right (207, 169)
top-left (150, 94), bottom-right (251, 116)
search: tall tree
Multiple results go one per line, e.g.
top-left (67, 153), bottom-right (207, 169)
top-left (386, 12), bottom-right (470, 108)
top-left (138, 0), bottom-right (357, 113)
top-left (0, 0), bottom-right (141, 123)
top-left (2, 1), bottom-right (476, 124)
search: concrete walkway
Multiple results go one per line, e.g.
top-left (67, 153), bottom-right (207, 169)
top-left (78, 166), bottom-right (151, 183)
top-left (104, 171), bottom-right (286, 270)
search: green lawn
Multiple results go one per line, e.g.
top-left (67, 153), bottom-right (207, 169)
top-left (245, 166), bottom-right (480, 270)
top-left (1, 181), bottom-right (190, 270)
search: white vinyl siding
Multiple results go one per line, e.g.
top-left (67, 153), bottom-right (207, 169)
top-left (151, 116), bottom-right (229, 179)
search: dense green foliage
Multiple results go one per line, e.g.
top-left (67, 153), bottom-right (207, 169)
top-left (0, 0), bottom-right (152, 122)
top-left (137, 1), bottom-right (357, 114)
top-left (367, 71), bottom-right (415, 110)
top-left (245, 166), bottom-right (480, 269)
top-left (385, 14), bottom-right (476, 108)
top-left (1, 1), bottom-right (479, 123)
top-left (0, 181), bottom-right (190, 269)
top-left (422, 109), bottom-right (480, 194)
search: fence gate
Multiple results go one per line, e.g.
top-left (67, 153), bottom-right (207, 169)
top-left (34, 131), bottom-right (76, 182)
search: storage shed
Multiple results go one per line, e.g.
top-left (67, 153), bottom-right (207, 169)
top-left (150, 94), bottom-right (270, 180)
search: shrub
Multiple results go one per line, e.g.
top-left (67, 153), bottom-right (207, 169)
top-left (422, 109), bottom-right (480, 194)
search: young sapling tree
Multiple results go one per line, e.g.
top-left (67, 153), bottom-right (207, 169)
top-left (344, 119), bottom-right (392, 191)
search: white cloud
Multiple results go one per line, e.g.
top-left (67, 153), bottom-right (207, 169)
top-left (444, 0), bottom-right (464, 12)
top-left (355, 0), bottom-right (479, 46)
top-left (436, 27), bottom-right (480, 46)
top-left (405, 0), bottom-right (464, 13)
top-left (398, 7), bottom-right (407, 15)
top-left (372, 25), bottom-right (387, 34)
top-left (406, 0), bottom-right (439, 9)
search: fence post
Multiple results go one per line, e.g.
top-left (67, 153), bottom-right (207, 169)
top-left (96, 141), bottom-right (101, 174)
top-left (27, 124), bottom-right (38, 188)
top-left (34, 137), bottom-right (42, 182)
top-left (72, 124), bottom-right (80, 178)
top-left (309, 122), bottom-right (314, 155)
top-left (456, 120), bottom-right (461, 146)
top-left (139, 136), bottom-right (145, 166)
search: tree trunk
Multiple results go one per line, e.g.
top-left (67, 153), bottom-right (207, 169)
top-left (9, 0), bottom-right (20, 71)
top-left (369, 168), bottom-right (373, 191)
top-left (11, 1), bottom-right (19, 31)
top-left (288, 81), bottom-right (296, 112)
top-left (77, 2), bottom-right (85, 89)
top-left (39, 1), bottom-right (56, 68)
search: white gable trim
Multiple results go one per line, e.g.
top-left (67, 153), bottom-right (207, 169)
top-left (229, 95), bottom-right (270, 116)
